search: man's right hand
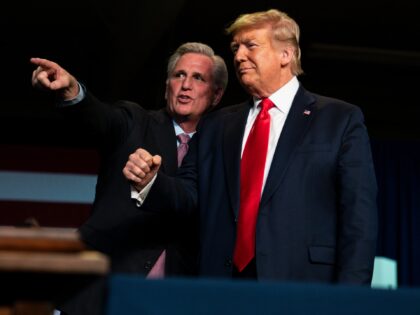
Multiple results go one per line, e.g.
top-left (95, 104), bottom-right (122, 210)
top-left (30, 57), bottom-right (79, 101)
top-left (123, 148), bottom-right (162, 191)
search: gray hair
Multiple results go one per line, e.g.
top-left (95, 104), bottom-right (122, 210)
top-left (167, 42), bottom-right (228, 91)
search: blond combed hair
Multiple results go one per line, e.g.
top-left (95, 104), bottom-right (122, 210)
top-left (226, 9), bottom-right (303, 75)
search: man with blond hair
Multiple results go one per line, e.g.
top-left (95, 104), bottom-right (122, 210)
top-left (125, 9), bottom-right (377, 284)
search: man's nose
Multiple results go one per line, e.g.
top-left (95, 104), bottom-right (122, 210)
top-left (234, 45), bottom-right (247, 63)
top-left (181, 76), bottom-right (193, 89)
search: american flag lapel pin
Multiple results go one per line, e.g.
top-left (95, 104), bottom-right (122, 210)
top-left (303, 109), bottom-right (311, 116)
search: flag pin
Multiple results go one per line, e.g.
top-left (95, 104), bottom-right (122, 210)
top-left (303, 109), bottom-right (311, 115)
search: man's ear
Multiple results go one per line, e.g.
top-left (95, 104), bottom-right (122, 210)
top-left (280, 45), bottom-right (294, 66)
top-left (212, 87), bottom-right (224, 107)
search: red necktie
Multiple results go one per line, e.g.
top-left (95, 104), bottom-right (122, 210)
top-left (233, 98), bottom-right (274, 272)
top-left (147, 132), bottom-right (191, 279)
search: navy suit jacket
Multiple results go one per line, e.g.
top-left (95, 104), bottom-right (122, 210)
top-left (145, 85), bottom-right (378, 284)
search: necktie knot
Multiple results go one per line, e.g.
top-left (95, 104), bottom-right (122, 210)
top-left (177, 133), bottom-right (190, 144)
top-left (259, 98), bottom-right (275, 114)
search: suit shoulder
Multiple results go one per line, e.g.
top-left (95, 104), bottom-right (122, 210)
top-left (114, 100), bottom-right (168, 123)
top-left (309, 92), bottom-right (363, 115)
top-left (310, 93), bottom-right (359, 110)
top-left (114, 99), bottom-right (147, 115)
top-left (204, 102), bottom-right (249, 120)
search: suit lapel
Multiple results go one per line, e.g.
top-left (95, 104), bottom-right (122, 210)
top-left (149, 109), bottom-right (178, 175)
top-left (260, 87), bottom-right (316, 207)
top-left (223, 101), bottom-right (252, 217)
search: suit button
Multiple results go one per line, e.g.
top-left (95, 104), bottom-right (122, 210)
top-left (144, 261), bottom-right (153, 270)
top-left (224, 258), bottom-right (232, 267)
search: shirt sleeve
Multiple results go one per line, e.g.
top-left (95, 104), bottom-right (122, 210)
top-left (130, 174), bottom-right (158, 207)
top-left (57, 82), bottom-right (86, 107)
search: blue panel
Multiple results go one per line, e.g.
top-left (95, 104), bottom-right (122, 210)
top-left (0, 171), bottom-right (96, 204)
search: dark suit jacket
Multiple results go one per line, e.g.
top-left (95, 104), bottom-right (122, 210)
top-left (59, 92), bottom-right (198, 314)
top-left (145, 85), bottom-right (378, 284)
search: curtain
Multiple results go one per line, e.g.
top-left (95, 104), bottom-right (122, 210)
top-left (371, 139), bottom-right (420, 287)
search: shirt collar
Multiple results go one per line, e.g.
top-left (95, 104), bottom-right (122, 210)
top-left (172, 120), bottom-right (195, 138)
top-left (253, 76), bottom-right (300, 115)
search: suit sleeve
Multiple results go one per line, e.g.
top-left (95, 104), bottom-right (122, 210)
top-left (60, 91), bottom-right (140, 151)
top-left (336, 107), bottom-right (378, 284)
top-left (142, 131), bottom-right (199, 217)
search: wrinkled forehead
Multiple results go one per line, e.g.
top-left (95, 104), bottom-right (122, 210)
top-left (174, 53), bottom-right (213, 69)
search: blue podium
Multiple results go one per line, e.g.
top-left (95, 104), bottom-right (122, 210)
top-left (106, 275), bottom-right (420, 315)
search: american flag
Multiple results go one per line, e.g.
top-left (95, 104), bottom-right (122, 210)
top-left (303, 110), bottom-right (311, 115)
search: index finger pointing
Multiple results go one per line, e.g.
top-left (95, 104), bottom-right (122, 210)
top-left (30, 58), bottom-right (59, 70)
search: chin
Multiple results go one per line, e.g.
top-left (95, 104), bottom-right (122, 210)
top-left (175, 103), bottom-right (192, 110)
top-left (175, 108), bottom-right (192, 117)
top-left (239, 74), bottom-right (255, 85)
top-left (239, 79), bottom-right (255, 91)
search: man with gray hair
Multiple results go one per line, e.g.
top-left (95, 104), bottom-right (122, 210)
top-left (31, 42), bottom-right (227, 314)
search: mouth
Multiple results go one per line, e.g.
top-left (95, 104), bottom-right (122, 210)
top-left (237, 67), bottom-right (254, 75)
top-left (177, 94), bottom-right (193, 104)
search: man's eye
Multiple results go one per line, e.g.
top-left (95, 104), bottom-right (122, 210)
top-left (174, 72), bottom-right (186, 78)
top-left (193, 74), bottom-right (204, 81)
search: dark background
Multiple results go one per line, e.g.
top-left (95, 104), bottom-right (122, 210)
top-left (1, 0), bottom-right (420, 145)
top-left (1, 0), bottom-right (420, 286)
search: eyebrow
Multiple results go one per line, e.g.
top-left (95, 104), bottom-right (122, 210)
top-left (173, 70), bottom-right (207, 78)
top-left (231, 37), bottom-right (256, 46)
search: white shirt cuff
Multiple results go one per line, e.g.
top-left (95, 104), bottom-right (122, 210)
top-left (130, 174), bottom-right (157, 207)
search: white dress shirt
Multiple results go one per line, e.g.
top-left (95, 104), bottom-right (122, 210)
top-left (242, 76), bottom-right (299, 190)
